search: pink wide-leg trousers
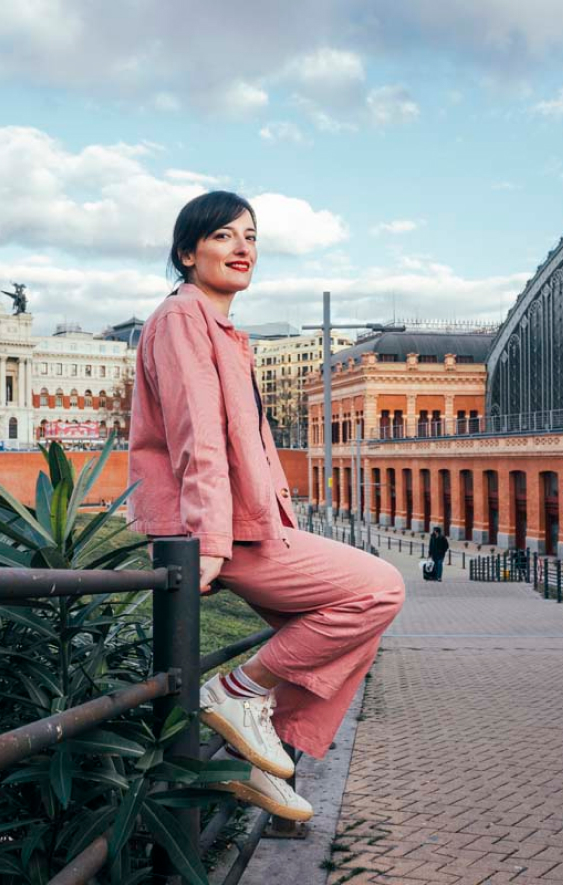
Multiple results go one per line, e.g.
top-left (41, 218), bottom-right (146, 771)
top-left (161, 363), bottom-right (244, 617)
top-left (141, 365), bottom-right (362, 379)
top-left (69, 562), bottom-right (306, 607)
top-left (219, 528), bottom-right (405, 759)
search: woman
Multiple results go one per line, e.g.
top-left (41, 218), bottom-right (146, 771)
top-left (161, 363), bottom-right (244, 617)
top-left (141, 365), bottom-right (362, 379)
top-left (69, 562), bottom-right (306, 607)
top-left (128, 191), bottom-right (405, 821)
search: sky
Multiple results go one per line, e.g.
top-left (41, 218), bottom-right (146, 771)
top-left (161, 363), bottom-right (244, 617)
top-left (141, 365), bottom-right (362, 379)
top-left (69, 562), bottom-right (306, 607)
top-left (1, 0), bottom-right (563, 335)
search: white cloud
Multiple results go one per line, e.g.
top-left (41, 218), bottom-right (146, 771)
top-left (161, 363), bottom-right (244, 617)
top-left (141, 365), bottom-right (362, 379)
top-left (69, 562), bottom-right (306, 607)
top-left (366, 86), bottom-right (420, 126)
top-left (0, 258), bottom-right (168, 335)
top-left (284, 47), bottom-right (366, 110)
top-left (152, 92), bottom-right (181, 112)
top-left (532, 88), bottom-right (563, 117)
top-left (216, 81), bottom-right (269, 117)
top-left (251, 193), bottom-right (348, 255)
top-left (291, 48), bottom-right (365, 87)
top-left (0, 126), bottom-right (346, 261)
top-left (492, 181), bottom-right (522, 191)
top-left (242, 260), bottom-right (528, 326)
top-left (0, 252), bottom-right (529, 338)
top-left (259, 122), bottom-right (306, 144)
top-left (371, 219), bottom-right (423, 236)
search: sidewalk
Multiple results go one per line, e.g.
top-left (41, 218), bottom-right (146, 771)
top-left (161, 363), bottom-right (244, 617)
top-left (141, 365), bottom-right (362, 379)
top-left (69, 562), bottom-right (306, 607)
top-left (328, 548), bottom-right (563, 885)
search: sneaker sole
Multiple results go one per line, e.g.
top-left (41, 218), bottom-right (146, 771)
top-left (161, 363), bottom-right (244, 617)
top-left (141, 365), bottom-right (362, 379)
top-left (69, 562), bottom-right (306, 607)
top-left (212, 781), bottom-right (313, 822)
top-left (200, 710), bottom-right (294, 779)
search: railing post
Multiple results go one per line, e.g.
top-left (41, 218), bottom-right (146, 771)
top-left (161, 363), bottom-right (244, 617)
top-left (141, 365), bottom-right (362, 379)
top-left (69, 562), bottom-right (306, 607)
top-left (496, 553), bottom-right (501, 582)
top-left (462, 551), bottom-right (466, 570)
top-left (533, 552), bottom-right (538, 589)
top-left (544, 557), bottom-right (550, 599)
top-left (557, 560), bottom-right (562, 603)
top-left (526, 547), bottom-right (531, 583)
top-left (152, 537), bottom-right (201, 878)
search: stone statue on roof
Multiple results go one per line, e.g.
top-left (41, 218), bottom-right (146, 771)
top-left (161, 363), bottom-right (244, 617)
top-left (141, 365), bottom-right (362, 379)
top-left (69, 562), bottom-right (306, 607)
top-left (1, 283), bottom-right (28, 315)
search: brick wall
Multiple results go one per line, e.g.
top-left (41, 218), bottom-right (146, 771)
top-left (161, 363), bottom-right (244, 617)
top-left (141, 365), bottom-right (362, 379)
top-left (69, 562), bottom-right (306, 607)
top-left (0, 448), bottom-right (308, 508)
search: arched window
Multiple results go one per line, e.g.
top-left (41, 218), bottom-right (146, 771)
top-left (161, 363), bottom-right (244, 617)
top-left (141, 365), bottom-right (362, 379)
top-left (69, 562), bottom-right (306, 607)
top-left (55, 388), bottom-right (64, 408)
top-left (112, 392), bottom-right (121, 411)
top-left (9, 417), bottom-right (17, 439)
top-left (113, 420), bottom-right (121, 438)
top-left (84, 389), bottom-right (93, 408)
top-left (70, 389), bottom-right (78, 408)
top-left (99, 420), bottom-right (107, 438)
top-left (40, 387), bottom-right (49, 407)
top-left (39, 419), bottom-right (48, 438)
top-left (99, 390), bottom-right (106, 409)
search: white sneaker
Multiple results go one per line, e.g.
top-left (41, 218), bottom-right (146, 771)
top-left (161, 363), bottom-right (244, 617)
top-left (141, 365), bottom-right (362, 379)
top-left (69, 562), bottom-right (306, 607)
top-left (199, 674), bottom-right (294, 779)
top-left (211, 747), bottom-right (313, 822)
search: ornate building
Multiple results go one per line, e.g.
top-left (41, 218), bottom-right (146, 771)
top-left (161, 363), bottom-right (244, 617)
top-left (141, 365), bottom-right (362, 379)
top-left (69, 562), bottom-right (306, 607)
top-left (307, 240), bottom-right (563, 556)
top-left (0, 301), bottom-right (137, 446)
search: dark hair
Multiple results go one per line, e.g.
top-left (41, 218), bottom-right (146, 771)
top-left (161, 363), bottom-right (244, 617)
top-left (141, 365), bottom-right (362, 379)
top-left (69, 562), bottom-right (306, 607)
top-left (433, 526), bottom-right (441, 534)
top-left (168, 190), bottom-right (257, 283)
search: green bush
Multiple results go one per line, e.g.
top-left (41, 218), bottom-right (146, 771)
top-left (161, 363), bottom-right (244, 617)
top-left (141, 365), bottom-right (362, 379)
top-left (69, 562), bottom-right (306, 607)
top-left (0, 435), bottom-right (249, 884)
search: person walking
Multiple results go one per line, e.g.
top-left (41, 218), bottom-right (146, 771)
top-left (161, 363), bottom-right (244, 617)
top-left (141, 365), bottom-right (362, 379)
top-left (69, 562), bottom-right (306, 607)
top-left (128, 191), bottom-right (405, 822)
top-left (429, 526), bottom-right (449, 582)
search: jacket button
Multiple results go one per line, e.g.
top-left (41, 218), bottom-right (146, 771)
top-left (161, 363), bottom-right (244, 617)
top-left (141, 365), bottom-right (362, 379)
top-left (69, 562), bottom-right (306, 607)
top-left (280, 488), bottom-right (290, 498)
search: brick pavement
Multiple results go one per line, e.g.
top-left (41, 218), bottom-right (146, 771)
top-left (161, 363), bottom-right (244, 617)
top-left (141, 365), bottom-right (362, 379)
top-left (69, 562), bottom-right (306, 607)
top-left (328, 550), bottom-right (563, 885)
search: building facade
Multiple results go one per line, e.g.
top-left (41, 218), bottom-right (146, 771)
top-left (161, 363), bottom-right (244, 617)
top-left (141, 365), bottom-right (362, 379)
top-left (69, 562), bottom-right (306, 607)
top-left (0, 308), bottom-right (136, 446)
top-left (252, 329), bottom-right (351, 447)
top-left (307, 239), bottom-right (563, 557)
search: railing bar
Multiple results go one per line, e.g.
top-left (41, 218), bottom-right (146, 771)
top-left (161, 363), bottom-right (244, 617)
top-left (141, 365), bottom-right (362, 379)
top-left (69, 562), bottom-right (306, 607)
top-left (200, 798), bottom-right (238, 854)
top-left (0, 567), bottom-right (172, 599)
top-left (0, 672), bottom-right (173, 771)
top-left (200, 629), bottom-right (275, 674)
top-left (221, 810), bottom-right (271, 885)
top-left (47, 832), bottom-right (109, 885)
top-left (200, 734), bottom-right (225, 760)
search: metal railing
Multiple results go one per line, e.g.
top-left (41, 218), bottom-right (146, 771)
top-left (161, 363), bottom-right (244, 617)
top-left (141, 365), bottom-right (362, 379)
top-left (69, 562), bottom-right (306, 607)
top-left (531, 552), bottom-right (563, 603)
top-left (0, 537), bottom-right (302, 885)
top-left (469, 548), bottom-right (531, 584)
top-left (297, 508), bottom-right (468, 569)
top-left (369, 408), bottom-right (563, 443)
top-left (469, 548), bottom-right (563, 602)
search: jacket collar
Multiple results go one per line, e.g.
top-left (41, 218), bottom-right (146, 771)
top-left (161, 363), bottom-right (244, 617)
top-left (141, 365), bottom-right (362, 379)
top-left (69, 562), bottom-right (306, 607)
top-left (175, 283), bottom-right (234, 329)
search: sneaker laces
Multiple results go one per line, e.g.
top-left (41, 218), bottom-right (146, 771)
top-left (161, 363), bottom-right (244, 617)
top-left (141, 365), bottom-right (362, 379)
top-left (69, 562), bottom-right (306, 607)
top-left (257, 695), bottom-right (282, 748)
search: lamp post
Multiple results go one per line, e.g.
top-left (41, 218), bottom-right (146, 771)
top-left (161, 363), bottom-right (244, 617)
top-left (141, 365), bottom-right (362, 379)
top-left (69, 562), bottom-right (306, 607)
top-left (303, 291), bottom-right (405, 539)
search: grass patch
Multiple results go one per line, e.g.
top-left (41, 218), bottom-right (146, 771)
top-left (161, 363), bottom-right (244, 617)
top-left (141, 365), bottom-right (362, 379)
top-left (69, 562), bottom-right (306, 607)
top-left (75, 513), bottom-right (266, 666)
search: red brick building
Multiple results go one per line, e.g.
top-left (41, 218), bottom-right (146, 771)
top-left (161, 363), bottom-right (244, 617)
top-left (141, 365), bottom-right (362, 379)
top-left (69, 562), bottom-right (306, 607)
top-left (307, 240), bottom-right (563, 557)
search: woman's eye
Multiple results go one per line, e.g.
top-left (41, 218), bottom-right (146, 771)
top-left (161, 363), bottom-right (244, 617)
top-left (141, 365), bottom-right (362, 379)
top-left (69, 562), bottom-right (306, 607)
top-left (247, 235), bottom-right (257, 242)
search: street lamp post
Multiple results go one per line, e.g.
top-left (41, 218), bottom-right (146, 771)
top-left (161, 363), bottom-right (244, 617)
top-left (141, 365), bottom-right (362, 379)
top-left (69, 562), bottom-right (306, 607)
top-left (303, 291), bottom-right (405, 540)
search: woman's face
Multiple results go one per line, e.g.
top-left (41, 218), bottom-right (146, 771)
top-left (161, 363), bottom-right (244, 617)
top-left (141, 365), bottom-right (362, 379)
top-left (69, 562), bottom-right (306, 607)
top-left (181, 209), bottom-right (257, 296)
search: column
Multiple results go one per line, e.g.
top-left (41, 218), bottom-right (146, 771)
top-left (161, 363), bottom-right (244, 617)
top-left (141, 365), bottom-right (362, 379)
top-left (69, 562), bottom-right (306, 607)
top-left (394, 467), bottom-right (407, 528)
top-left (364, 394), bottom-right (378, 440)
top-left (25, 358), bottom-right (32, 408)
top-left (497, 467), bottom-right (514, 550)
top-left (449, 468), bottom-right (465, 540)
top-left (411, 466), bottom-right (425, 532)
top-left (472, 469), bottom-right (488, 544)
top-left (405, 394), bottom-right (417, 439)
top-left (18, 359), bottom-right (25, 408)
top-left (525, 468), bottom-right (543, 553)
top-left (429, 466), bottom-right (442, 528)
top-left (444, 394), bottom-right (455, 436)
top-left (379, 463), bottom-right (393, 526)
top-left (0, 356), bottom-right (5, 408)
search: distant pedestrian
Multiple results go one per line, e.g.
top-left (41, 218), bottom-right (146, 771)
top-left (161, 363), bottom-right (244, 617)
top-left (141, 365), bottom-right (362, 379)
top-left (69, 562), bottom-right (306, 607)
top-left (429, 526), bottom-right (449, 582)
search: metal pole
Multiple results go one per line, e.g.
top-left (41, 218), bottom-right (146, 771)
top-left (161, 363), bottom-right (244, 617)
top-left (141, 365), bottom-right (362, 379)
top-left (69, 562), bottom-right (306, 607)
top-left (356, 423), bottom-right (362, 543)
top-left (152, 537), bottom-right (201, 879)
top-left (323, 291), bottom-right (333, 539)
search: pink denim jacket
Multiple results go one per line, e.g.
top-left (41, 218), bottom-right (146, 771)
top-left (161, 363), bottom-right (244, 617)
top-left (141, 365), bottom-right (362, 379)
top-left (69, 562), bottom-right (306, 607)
top-left (128, 284), bottom-right (297, 559)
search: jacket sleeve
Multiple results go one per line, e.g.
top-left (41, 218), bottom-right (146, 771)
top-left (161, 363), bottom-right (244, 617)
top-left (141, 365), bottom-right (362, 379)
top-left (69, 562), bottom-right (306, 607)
top-left (149, 308), bottom-right (233, 560)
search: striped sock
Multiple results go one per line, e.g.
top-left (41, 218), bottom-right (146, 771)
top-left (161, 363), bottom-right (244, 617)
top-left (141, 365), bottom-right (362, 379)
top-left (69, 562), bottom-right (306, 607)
top-left (220, 665), bottom-right (270, 699)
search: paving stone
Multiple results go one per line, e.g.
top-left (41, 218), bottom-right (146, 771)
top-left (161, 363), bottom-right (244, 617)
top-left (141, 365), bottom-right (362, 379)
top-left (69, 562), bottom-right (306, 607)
top-left (333, 552), bottom-right (563, 885)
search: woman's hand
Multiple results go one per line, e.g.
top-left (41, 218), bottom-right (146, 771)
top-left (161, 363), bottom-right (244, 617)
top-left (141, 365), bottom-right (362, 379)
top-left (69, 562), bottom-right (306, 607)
top-left (199, 555), bottom-right (225, 595)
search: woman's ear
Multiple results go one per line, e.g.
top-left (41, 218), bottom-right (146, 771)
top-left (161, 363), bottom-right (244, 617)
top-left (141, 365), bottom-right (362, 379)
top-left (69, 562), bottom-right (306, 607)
top-left (179, 249), bottom-right (195, 269)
